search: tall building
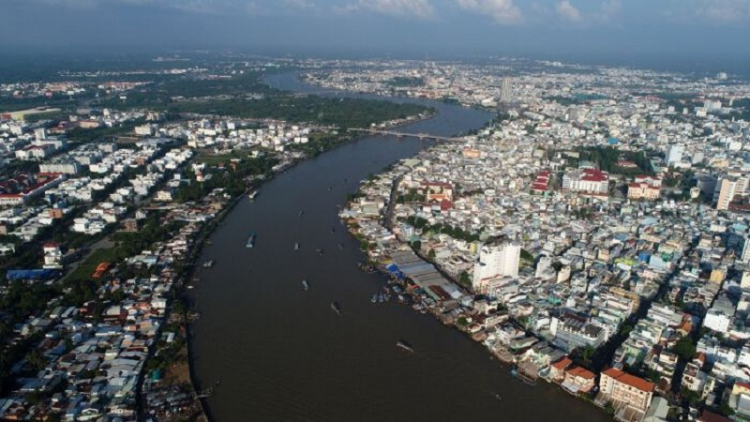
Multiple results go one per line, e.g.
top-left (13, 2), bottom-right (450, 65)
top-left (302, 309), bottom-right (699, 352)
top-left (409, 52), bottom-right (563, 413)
top-left (500, 78), bottom-right (512, 103)
top-left (715, 176), bottom-right (749, 210)
top-left (665, 144), bottom-right (683, 167)
top-left (472, 242), bottom-right (521, 293)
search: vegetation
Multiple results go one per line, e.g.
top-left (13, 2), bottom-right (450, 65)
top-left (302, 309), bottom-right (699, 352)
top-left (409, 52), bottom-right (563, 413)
top-left (386, 76), bottom-right (424, 87)
top-left (164, 95), bottom-right (428, 130)
top-left (672, 336), bottom-right (697, 361)
top-left (575, 146), bottom-right (654, 176)
top-left (404, 216), bottom-right (481, 243)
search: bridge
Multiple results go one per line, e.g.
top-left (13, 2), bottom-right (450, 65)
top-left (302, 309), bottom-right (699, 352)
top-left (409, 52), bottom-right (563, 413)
top-left (348, 128), bottom-right (463, 142)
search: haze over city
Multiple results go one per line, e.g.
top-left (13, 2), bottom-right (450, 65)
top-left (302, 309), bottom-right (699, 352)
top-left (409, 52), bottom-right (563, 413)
top-left (4, 0), bottom-right (750, 67)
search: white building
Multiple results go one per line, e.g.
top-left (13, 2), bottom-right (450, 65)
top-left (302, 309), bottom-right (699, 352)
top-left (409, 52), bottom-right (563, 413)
top-left (42, 242), bottom-right (63, 269)
top-left (665, 144), bottom-right (683, 167)
top-left (472, 242), bottom-right (521, 293)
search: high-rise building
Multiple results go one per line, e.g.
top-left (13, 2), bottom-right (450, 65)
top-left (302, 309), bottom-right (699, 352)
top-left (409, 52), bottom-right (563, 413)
top-left (472, 242), bottom-right (521, 293)
top-left (715, 176), bottom-right (749, 210)
top-left (665, 144), bottom-right (683, 167)
top-left (500, 78), bottom-right (512, 103)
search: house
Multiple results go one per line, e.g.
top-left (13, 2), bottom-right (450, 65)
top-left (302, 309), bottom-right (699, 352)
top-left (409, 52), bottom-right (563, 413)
top-left (561, 366), bottom-right (596, 394)
top-left (598, 367), bottom-right (655, 420)
top-left (549, 357), bottom-right (573, 383)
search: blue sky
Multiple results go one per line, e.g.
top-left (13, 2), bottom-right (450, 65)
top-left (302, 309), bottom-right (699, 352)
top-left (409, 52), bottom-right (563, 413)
top-left (3, 0), bottom-right (750, 63)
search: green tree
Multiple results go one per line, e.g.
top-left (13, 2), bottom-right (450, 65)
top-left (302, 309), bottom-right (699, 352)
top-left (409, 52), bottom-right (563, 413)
top-left (672, 336), bottom-right (697, 361)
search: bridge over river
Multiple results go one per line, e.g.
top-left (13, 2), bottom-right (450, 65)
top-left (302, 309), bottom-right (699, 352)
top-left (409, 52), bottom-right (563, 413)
top-left (348, 128), bottom-right (463, 142)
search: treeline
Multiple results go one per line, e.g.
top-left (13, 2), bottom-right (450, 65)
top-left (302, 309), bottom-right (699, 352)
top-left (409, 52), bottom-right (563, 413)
top-left (165, 96), bottom-right (429, 129)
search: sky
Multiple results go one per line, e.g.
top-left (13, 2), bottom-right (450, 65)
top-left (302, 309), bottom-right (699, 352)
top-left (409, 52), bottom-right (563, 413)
top-left (3, 0), bottom-right (750, 66)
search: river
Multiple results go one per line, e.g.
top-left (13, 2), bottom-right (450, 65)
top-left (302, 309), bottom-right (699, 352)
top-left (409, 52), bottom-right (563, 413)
top-left (189, 73), bottom-right (611, 422)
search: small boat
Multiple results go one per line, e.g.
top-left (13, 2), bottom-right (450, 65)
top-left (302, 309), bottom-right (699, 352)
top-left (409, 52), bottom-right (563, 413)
top-left (295, 242), bottom-right (300, 251)
top-left (202, 259), bottom-right (214, 268)
top-left (331, 302), bottom-right (341, 315)
top-left (330, 227), bottom-right (335, 233)
top-left (246, 232), bottom-right (257, 248)
top-left (302, 280), bottom-right (309, 291)
top-left (317, 248), bottom-right (324, 256)
top-left (298, 210), bottom-right (304, 218)
top-left (371, 293), bottom-right (378, 303)
top-left (396, 340), bottom-right (414, 353)
top-left (248, 191), bottom-right (259, 200)
top-left (494, 393), bottom-right (502, 401)
top-left (378, 293), bottom-right (385, 303)
top-left (338, 243), bottom-right (344, 250)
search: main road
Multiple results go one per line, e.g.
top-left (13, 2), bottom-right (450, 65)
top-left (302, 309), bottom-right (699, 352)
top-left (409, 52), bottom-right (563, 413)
top-left (189, 73), bottom-right (610, 422)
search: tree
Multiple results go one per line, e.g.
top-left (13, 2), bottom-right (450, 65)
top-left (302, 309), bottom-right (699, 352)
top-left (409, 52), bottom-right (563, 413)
top-left (459, 271), bottom-right (471, 287)
top-left (672, 336), bottom-right (696, 361)
top-left (428, 249), bottom-right (436, 260)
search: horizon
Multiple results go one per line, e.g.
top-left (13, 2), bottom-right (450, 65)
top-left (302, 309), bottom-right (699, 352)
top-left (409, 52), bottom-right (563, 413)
top-left (2, 0), bottom-right (750, 76)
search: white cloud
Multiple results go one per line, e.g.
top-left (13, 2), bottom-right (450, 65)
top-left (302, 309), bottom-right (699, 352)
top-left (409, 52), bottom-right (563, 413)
top-left (337, 0), bottom-right (435, 19)
top-left (696, 0), bottom-right (750, 22)
top-left (455, 0), bottom-right (522, 24)
top-left (556, 0), bottom-right (581, 22)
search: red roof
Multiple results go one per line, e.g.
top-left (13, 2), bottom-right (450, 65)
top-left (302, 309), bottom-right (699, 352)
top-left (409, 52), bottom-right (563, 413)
top-left (602, 367), bottom-right (654, 392)
top-left (552, 357), bottom-right (572, 370)
top-left (567, 366), bottom-right (596, 380)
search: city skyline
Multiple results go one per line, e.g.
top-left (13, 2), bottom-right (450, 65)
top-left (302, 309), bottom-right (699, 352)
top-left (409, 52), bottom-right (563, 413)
top-left (3, 0), bottom-right (750, 64)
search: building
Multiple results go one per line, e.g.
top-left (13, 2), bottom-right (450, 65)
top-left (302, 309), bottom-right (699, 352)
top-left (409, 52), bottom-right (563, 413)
top-left (500, 77), bottom-right (512, 103)
top-left (704, 295), bottom-right (735, 334)
top-left (715, 176), bottom-right (748, 211)
top-left (39, 162), bottom-right (80, 175)
top-left (562, 169), bottom-right (609, 195)
top-left (472, 242), bottom-right (521, 293)
top-left (665, 144), bottom-right (683, 167)
top-left (599, 367), bottom-right (655, 416)
top-left (561, 366), bottom-right (596, 394)
top-left (628, 176), bottom-right (662, 200)
top-left (43, 242), bottom-right (63, 269)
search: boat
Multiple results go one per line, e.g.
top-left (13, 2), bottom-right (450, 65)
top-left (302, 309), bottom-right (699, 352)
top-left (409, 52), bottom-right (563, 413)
top-left (247, 190), bottom-right (259, 200)
top-left (330, 227), bottom-right (335, 233)
top-left (295, 242), bottom-right (300, 251)
top-left (396, 340), bottom-right (414, 353)
top-left (338, 243), bottom-right (344, 250)
top-left (371, 293), bottom-right (378, 303)
top-left (298, 210), bottom-right (304, 217)
top-left (317, 248), bottom-right (324, 256)
top-left (378, 293), bottom-right (385, 303)
top-left (330, 302), bottom-right (341, 315)
top-left (202, 259), bottom-right (214, 268)
top-left (246, 232), bottom-right (257, 248)
top-left (302, 280), bottom-right (309, 291)
top-left (494, 393), bottom-right (502, 401)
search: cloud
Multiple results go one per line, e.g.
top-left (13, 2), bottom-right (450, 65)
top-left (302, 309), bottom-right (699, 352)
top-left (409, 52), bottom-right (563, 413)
top-left (24, 0), bottom-right (227, 13)
top-left (556, 1), bottom-right (581, 22)
top-left (336, 0), bottom-right (435, 19)
top-left (455, 0), bottom-right (523, 24)
top-left (696, 0), bottom-right (750, 22)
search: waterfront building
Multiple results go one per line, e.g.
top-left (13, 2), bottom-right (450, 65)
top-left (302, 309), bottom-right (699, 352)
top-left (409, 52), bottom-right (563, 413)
top-left (598, 367), bottom-right (655, 419)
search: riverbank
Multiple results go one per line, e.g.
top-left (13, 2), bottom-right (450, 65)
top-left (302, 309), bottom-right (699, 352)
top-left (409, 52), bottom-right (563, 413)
top-left (178, 111), bottom-right (435, 421)
top-left (190, 72), bottom-right (609, 422)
